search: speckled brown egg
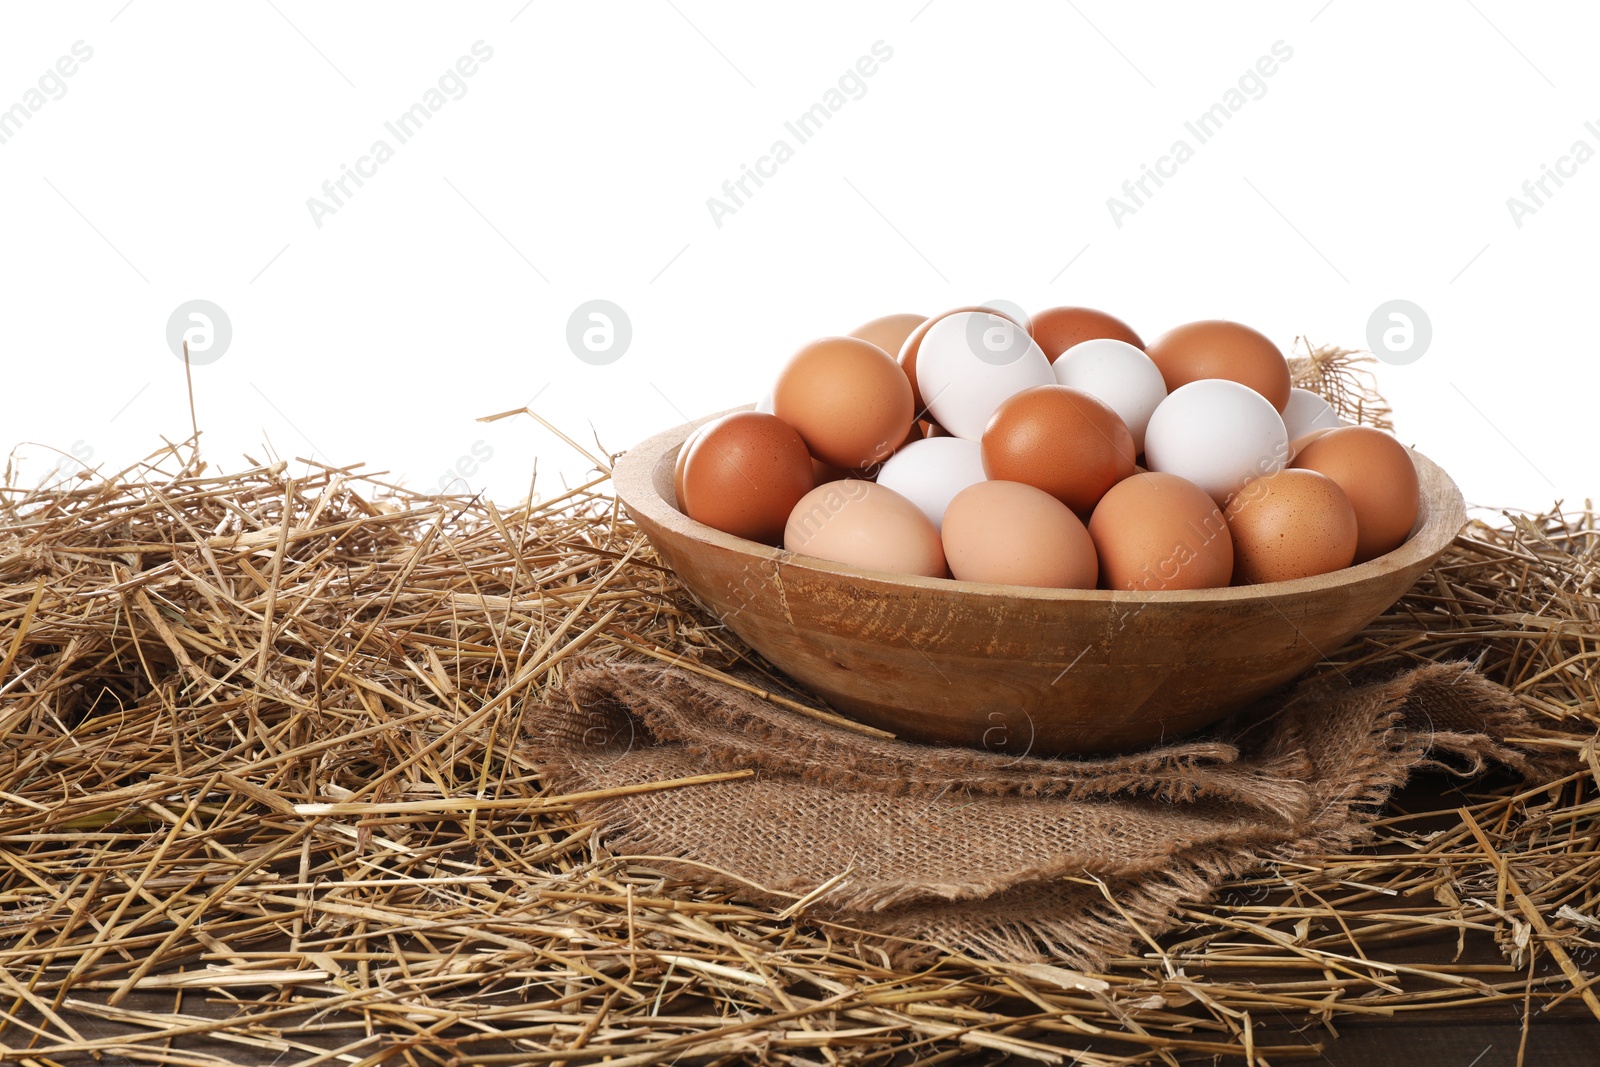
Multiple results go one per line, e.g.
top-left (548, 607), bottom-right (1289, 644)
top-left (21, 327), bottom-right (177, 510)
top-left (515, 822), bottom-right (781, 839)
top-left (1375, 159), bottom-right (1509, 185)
top-left (1223, 469), bottom-right (1358, 583)
top-left (1088, 472), bottom-right (1233, 590)
top-left (981, 385), bottom-right (1136, 516)
top-left (1031, 306), bottom-right (1143, 362)
top-left (678, 412), bottom-right (814, 545)
top-left (1292, 426), bottom-right (1420, 562)
top-left (1145, 320), bottom-right (1292, 412)
top-left (773, 337), bottom-right (914, 469)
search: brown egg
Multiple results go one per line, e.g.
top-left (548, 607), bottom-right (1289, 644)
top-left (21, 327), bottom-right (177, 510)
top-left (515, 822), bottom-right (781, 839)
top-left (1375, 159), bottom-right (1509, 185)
top-left (1292, 427), bottom-right (1420, 562)
top-left (941, 480), bottom-right (1098, 589)
top-left (1223, 469), bottom-right (1358, 584)
top-left (849, 313), bottom-right (925, 360)
top-left (1088, 472), bottom-right (1233, 590)
top-left (981, 385), bottom-right (1136, 516)
top-left (773, 337), bottom-right (914, 469)
top-left (1145, 320), bottom-right (1291, 412)
top-left (897, 305), bottom-right (1027, 417)
top-left (673, 426), bottom-right (703, 510)
top-left (784, 480), bottom-right (947, 577)
top-left (678, 412), bottom-right (814, 545)
top-left (1031, 306), bottom-right (1143, 362)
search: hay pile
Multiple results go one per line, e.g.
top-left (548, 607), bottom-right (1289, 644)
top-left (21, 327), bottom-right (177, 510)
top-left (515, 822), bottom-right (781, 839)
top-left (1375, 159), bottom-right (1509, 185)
top-left (1, 358), bottom-right (1598, 1064)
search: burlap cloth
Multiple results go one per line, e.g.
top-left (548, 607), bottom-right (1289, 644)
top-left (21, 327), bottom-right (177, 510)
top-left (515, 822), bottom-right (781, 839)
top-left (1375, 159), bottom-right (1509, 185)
top-left (525, 660), bottom-right (1555, 965)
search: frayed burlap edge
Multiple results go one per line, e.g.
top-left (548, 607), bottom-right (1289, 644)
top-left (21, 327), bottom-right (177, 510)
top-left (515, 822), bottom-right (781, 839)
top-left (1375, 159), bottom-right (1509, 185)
top-left (524, 660), bottom-right (1563, 966)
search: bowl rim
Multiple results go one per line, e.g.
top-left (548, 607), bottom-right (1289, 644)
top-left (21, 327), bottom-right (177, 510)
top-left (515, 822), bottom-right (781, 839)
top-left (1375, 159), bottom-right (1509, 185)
top-left (615, 406), bottom-right (1467, 604)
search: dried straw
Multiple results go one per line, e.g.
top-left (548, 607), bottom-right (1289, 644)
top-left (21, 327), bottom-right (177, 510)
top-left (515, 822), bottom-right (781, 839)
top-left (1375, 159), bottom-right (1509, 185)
top-left (0, 348), bottom-right (1595, 1065)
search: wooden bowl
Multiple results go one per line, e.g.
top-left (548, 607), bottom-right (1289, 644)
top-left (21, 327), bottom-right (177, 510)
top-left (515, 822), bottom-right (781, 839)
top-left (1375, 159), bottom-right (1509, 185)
top-left (614, 411), bottom-right (1466, 755)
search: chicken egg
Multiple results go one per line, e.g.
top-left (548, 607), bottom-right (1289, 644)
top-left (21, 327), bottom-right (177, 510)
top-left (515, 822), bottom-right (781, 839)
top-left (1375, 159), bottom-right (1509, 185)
top-left (1031, 306), bottom-right (1143, 361)
top-left (875, 437), bottom-right (987, 530)
top-left (897, 304), bottom-right (1027, 418)
top-left (1145, 320), bottom-right (1292, 412)
top-left (1223, 469), bottom-right (1358, 583)
top-left (678, 412), bottom-right (815, 545)
top-left (915, 312), bottom-right (1054, 440)
top-left (1143, 379), bottom-right (1288, 505)
top-left (784, 480), bottom-right (947, 577)
top-left (773, 337), bottom-right (914, 469)
top-left (941, 480), bottom-right (1098, 589)
top-left (673, 426), bottom-right (702, 508)
top-left (1088, 471), bottom-right (1233, 590)
top-left (1052, 338), bottom-right (1168, 454)
top-left (1291, 427), bottom-right (1420, 562)
top-left (982, 385), bottom-right (1135, 516)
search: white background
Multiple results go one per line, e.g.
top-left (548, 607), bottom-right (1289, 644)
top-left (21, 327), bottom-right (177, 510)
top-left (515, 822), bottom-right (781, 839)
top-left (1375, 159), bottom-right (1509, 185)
top-left (2, 1), bottom-right (1594, 514)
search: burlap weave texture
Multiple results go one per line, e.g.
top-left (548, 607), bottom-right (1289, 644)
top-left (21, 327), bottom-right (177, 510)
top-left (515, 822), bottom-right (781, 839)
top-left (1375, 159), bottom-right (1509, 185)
top-left (526, 661), bottom-right (1550, 964)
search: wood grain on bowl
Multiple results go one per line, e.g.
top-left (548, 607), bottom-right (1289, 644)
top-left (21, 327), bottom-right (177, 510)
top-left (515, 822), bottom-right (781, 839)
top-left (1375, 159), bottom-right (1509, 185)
top-left (615, 408), bottom-right (1466, 755)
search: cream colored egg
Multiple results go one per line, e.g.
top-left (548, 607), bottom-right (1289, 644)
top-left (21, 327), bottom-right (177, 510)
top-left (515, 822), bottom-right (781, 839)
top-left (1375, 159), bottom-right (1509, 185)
top-left (784, 480), bottom-right (947, 577)
top-left (941, 480), bottom-right (1098, 589)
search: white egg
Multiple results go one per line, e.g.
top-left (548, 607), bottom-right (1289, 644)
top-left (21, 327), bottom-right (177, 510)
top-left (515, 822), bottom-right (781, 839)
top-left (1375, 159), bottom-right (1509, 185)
top-left (1144, 379), bottom-right (1288, 504)
top-left (1052, 338), bottom-right (1167, 453)
top-left (874, 437), bottom-right (987, 530)
top-left (755, 392), bottom-right (775, 414)
top-left (916, 312), bottom-right (1054, 440)
top-left (1280, 387), bottom-right (1342, 440)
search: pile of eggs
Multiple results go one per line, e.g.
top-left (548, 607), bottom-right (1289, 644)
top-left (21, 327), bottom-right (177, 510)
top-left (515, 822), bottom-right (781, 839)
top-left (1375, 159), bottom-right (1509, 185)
top-left (673, 306), bottom-right (1422, 590)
